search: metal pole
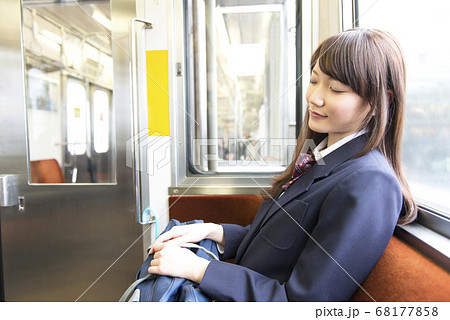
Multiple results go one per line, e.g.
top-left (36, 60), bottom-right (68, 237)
top-left (205, 0), bottom-right (218, 171)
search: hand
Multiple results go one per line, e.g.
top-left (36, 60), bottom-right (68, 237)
top-left (149, 223), bottom-right (224, 254)
top-left (148, 243), bottom-right (210, 283)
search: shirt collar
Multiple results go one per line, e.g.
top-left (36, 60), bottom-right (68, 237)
top-left (312, 128), bottom-right (368, 161)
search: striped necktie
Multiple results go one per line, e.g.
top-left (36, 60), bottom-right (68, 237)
top-left (282, 153), bottom-right (316, 190)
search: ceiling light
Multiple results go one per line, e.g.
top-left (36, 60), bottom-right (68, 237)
top-left (92, 11), bottom-right (112, 31)
top-left (41, 30), bottom-right (62, 44)
top-left (37, 34), bottom-right (60, 51)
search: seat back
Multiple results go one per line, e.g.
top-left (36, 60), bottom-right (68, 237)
top-left (350, 236), bottom-right (450, 301)
top-left (30, 159), bottom-right (65, 183)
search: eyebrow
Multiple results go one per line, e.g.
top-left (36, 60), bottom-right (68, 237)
top-left (311, 69), bottom-right (340, 83)
top-left (311, 69), bottom-right (326, 78)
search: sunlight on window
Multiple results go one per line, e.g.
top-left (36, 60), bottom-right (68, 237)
top-left (93, 90), bottom-right (109, 154)
top-left (358, 0), bottom-right (450, 217)
top-left (67, 80), bottom-right (87, 156)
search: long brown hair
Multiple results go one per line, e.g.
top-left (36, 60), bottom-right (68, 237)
top-left (266, 29), bottom-right (417, 225)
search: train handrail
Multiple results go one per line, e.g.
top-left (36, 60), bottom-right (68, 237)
top-left (129, 17), bottom-right (155, 225)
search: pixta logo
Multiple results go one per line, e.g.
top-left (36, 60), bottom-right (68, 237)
top-left (126, 128), bottom-right (171, 176)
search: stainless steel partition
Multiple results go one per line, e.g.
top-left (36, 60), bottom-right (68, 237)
top-left (0, 0), bottom-right (143, 301)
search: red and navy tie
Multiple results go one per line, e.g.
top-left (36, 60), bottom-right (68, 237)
top-left (282, 153), bottom-right (316, 190)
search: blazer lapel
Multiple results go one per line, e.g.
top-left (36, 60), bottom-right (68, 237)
top-left (234, 134), bottom-right (368, 263)
top-left (262, 134), bottom-right (367, 223)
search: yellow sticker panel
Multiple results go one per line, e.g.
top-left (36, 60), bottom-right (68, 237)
top-left (146, 50), bottom-right (170, 136)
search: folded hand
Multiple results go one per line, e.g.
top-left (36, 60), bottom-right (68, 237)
top-left (148, 243), bottom-right (210, 283)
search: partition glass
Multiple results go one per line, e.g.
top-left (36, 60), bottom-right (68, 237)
top-left (21, 0), bottom-right (115, 184)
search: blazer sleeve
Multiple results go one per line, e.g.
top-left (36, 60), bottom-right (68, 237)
top-left (199, 166), bottom-right (402, 301)
top-left (220, 223), bottom-right (251, 260)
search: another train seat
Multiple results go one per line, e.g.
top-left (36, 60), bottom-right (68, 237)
top-left (169, 195), bottom-right (450, 302)
top-left (30, 159), bottom-right (65, 183)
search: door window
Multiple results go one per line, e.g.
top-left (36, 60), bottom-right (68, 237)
top-left (67, 79), bottom-right (87, 156)
top-left (93, 89), bottom-right (110, 154)
top-left (22, 0), bottom-right (116, 184)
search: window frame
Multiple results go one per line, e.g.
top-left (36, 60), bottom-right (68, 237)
top-left (185, 1), bottom-right (299, 172)
top-left (171, 0), bottom-right (303, 195)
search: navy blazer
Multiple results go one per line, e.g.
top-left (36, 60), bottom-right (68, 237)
top-left (199, 135), bottom-right (402, 301)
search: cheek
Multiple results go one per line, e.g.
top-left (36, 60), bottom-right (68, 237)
top-left (340, 110), bottom-right (369, 130)
top-left (331, 98), bottom-right (366, 122)
top-left (332, 107), bottom-right (357, 121)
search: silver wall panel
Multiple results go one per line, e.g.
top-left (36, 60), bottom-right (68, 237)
top-left (0, 0), bottom-right (143, 301)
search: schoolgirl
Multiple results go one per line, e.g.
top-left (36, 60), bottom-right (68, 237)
top-left (148, 28), bottom-right (417, 301)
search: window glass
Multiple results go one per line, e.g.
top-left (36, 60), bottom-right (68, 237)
top-left (22, 1), bottom-right (116, 184)
top-left (67, 79), bottom-right (87, 156)
top-left (93, 89), bottom-right (110, 154)
top-left (26, 68), bottom-right (62, 164)
top-left (358, 0), bottom-right (450, 217)
top-left (186, 0), bottom-right (297, 173)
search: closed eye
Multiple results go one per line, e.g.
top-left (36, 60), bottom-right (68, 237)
top-left (330, 87), bottom-right (346, 93)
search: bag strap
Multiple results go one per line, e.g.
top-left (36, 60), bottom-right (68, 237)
top-left (178, 243), bottom-right (219, 261)
top-left (119, 273), bottom-right (156, 302)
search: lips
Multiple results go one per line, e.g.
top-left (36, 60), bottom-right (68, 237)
top-left (310, 110), bottom-right (327, 118)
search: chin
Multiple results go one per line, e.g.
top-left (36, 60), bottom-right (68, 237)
top-left (308, 120), bottom-right (327, 134)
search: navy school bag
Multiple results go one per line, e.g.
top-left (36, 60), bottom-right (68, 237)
top-left (119, 219), bottom-right (219, 302)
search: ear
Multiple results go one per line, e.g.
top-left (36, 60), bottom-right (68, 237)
top-left (367, 103), bottom-right (375, 117)
top-left (387, 89), bottom-right (394, 105)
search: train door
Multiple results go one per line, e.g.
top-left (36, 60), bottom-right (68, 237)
top-left (0, 0), bottom-right (143, 301)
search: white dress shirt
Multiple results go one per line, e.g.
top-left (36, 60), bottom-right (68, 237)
top-left (312, 128), bottom-right (368, 161)
top-left (276, 128), bottom-right (368, 200)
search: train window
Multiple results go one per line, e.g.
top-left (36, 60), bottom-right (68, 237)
top-left (26, 68), bottom-right (63, 164)
top-left (185, 0), bottom-right (297, 174)
top-left (93, 89), bottom-right (110, 154)
top-left (357, 0), bottom-right (450, 220)
top-left (67, 79), bottom-right (88, 156)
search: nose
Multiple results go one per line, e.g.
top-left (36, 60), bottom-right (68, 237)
top-left (307, 86), bottom-right (325, 108)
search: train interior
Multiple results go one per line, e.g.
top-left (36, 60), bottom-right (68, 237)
top-left (0, 0), bottom-right (449, 302)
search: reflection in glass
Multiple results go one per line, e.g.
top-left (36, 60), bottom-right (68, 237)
top-left (21, 0), bottom-right (115, 184)
top-left (93, 90), bottom-right (110, 154)
top-left (67, 80), bottom-right (87, 156)
top-left (27, 68), bottom-right (62, 165)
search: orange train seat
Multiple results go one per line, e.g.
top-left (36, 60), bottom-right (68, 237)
top-left (30, 159), bottom-right (65, 183)
top-left (169, 195), bottom-right (450, 302)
